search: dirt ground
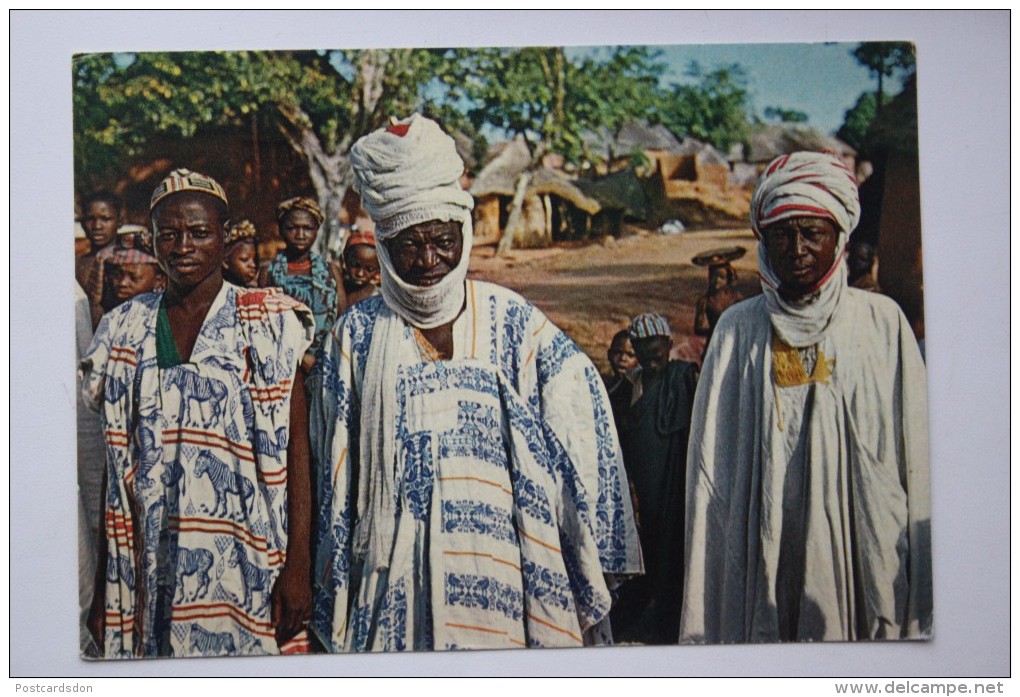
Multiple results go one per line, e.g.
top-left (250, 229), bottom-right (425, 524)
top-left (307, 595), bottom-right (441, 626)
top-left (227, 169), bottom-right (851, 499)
top-left (467, 227), bottom-right (763, 374)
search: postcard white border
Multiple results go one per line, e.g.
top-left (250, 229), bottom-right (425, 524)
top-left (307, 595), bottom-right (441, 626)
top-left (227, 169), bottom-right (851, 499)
top-left (10, 10), bottom-right (1011, 677)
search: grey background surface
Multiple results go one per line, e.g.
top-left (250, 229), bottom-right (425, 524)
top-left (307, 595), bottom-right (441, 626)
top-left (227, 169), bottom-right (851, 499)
top-left (11, 10), bottom-right (1010, 677)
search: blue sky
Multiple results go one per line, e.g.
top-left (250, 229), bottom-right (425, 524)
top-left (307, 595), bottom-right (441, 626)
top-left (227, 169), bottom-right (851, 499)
top-left (571, 41), bottom-right (907, 135)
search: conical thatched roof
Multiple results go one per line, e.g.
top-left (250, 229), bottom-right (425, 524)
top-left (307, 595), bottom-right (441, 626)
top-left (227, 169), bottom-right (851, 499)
top-left (674, 137), bottom-right (730, 166)
top-left (583, 121), bottom-right (683, 161)
top-left (470, 136), bottom-right (601, 216)
top-left (528, 168), bottom-right (601, 215)
top-left (470, 136), bottom-right (532, 197)
top-left (747, 124), bottom-right (856, 163)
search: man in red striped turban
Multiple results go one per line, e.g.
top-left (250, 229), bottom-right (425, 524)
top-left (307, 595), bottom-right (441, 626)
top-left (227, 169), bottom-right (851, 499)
top-left (681, 152), bottom-right (931, 644)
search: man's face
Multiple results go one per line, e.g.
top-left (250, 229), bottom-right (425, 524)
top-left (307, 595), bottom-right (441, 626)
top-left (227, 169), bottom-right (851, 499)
top-left (762, 216), bottom-right (839, 299)
top-left (82, 201), bottom-right (119, 249)
top-left (608, 336), bottom-right (637, 377)
top-left (632, 335), bottom-right (672, 374)
top-left (223, 240), bottom-right (258, 286)
top-left (343, 244), bottom-right (381, 290)
top-left (386, 219), bottom-right (463, 287)
top-left (280, 209), bottom-right (320, 254)
top-left (152, 192), bottom-right (226, 291)
top-left (110, 263), bottom-right (161, 302)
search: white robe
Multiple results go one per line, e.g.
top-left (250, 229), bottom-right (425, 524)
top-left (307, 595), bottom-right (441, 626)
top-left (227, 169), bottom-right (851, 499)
top-left (309, 280), bottom-right (642, 651)
top-left (681, 288), bottom-right (931, 643)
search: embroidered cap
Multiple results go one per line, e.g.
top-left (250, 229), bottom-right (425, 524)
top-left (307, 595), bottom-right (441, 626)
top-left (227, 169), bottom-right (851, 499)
top-left (150, 168), bottom-right (229, 212)
top-left (276, 196), bottom-right (324, 226)
top-left (629, 313), bottom-right (671, 339)
top-left (225, 219), bottom-right (258, 245)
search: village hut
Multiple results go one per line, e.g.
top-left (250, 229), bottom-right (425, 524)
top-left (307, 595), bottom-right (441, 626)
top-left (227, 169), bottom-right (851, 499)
top-left (645, 136), bottom-right (749, 227)
top-left (584, 121), bottom-right (683, 176)
top-left (470, 136), bottom-right (601, 248)
top-left (574, 168), bottom-right (651, 237)
top-left (745, 124), bottom-right (857, 174)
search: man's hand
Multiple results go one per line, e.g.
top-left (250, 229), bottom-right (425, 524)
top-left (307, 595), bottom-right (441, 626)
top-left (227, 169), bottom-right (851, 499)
top-left (271, 561), bottom-right (312, 645)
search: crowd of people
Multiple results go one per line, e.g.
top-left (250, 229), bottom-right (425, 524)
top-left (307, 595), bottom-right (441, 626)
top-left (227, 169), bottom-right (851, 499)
top-left (75, 115), bottom-right (931, 659)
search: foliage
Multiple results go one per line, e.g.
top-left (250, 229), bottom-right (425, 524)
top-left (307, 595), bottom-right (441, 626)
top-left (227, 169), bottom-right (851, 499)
top-left (851, 42), bottom-right (916, 108)
top-left (457, 46), bottom-right (665, 165)
top-left (763, 105), bottom-right (809, 123)
top-left (657, 62), bottom-right (750, 152)
top-left (73, 49), bottom-right (459, 190)
top-left (836, 90), bottom-right (891, 153)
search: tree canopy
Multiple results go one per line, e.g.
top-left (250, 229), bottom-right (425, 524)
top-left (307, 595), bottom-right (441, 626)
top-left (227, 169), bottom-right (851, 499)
top-left (656, 62), bottom-right (751, 152)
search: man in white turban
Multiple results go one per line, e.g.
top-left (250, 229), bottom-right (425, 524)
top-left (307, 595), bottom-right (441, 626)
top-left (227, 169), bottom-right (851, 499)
top-left (680, 151), bottom-right (932, 643)
top-left (309, 114), bottom-right (642, 652)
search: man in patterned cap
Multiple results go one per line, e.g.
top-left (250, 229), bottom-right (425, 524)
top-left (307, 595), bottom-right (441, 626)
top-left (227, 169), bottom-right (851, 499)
top-left (310, 114), bottom-right (642, 653)
top-left (681, 152), bottom-right (931, 644)
top-left (80, 168), bottom-right (316, 658)
top-left (609, 313), bottom-right (697, 645)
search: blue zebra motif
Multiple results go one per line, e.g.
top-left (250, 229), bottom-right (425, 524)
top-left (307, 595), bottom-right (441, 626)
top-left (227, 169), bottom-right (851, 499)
top-left (174, 547), bottom-right (214, 602)
top-left (444, 572), bottom-right (523, 621)
top-left (134, 421), bottom-right (161, 489)
top-left (441, 500), bottom-right (516, 544)
top-left (227, 542), bottom-right (273, 615)
top-left (104, 375), bottom-right (130, 408)
top-left (194, 452), bottom-right (255, 519)
top-left (163, 370), bottom-right (228, 428)
top-left (188, 623), bottom-right (237, 656)
top-left (253, 426), bottom-right (289, 457)
top-left (160, 458), bottom-right (186, 494)
top-left (107, 553), bottom-right (136, 591)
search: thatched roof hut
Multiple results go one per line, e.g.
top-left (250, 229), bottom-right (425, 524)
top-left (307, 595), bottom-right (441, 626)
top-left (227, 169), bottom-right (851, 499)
top-left (470, 136), bottom-right (601, 247)
top-left (746, 125), bottom-right (856, 170)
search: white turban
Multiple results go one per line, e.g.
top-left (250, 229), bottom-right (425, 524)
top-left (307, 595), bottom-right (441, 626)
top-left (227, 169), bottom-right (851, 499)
top-left (350, 114), bottom-right (474, 328)
top-left (750, 151), bottom-right (862, 347)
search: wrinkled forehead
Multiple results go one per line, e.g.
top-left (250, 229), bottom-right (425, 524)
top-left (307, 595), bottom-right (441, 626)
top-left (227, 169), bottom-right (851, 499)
top-left (392, 218), bottom-right (463, 241)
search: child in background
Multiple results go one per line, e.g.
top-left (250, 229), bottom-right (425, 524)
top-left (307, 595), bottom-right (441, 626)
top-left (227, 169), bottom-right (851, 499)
top-left (340, 228), bottom-right (381, 308)
top-left (106, 246), bottom-right (166, 307)
top-left (263, 196), bottom-right (342, 371)
top-left (604, 329), bottom-right (637, 432)
top-left (76, 191), bottom-right (123, 325)
top-left (223, 219), bottom-right (260, 288)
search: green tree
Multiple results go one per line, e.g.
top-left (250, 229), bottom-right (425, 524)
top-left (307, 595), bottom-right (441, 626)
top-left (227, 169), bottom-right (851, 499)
top-left (763, 105), bottom-right (809, 123)
top-left (836, 90), bottom-right (891, 152)
top-left (851, 42), bottom-right (916, 116)
top-left (658, 62), bottom-right (751, 152)
top-left (458, 46), bottom-right (665, 166)
top-left (74, 49), bottom-right (463, 251)
top-left (454, 46), bottom-right (664, 254)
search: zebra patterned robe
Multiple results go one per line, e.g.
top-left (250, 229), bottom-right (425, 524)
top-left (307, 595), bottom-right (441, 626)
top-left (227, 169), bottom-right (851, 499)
top-left (80, 282), bottom-right (314, 658)
top-left (309, 280), bottom-right (643, 652)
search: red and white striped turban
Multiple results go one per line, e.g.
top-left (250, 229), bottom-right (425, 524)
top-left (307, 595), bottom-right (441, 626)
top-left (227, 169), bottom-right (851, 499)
top-left (750, 151), bottom-right (860, 239)
top-left (751, 152), bottom-right (862, 346)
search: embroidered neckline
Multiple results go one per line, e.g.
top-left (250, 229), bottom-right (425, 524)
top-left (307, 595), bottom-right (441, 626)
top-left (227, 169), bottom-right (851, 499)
top-left (771, 332), bottom-right (834, 388)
